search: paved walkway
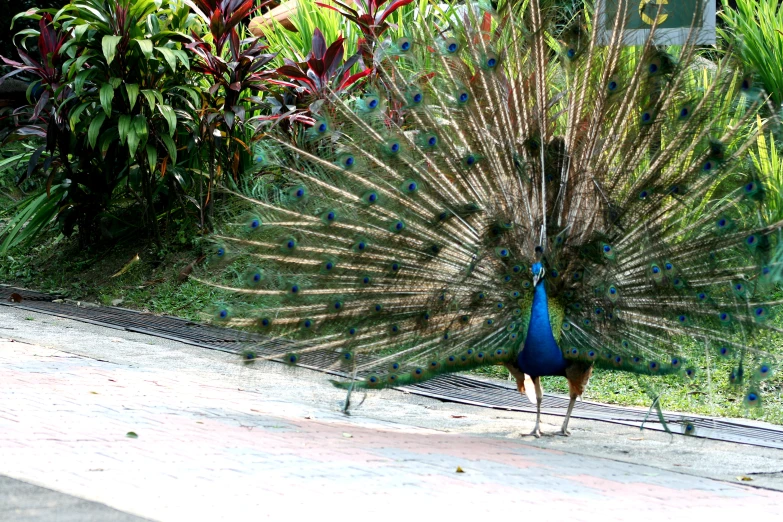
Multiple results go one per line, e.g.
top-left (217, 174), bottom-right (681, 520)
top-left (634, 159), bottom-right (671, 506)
top-left (1, 306), bottom-right (782, 520)
top-left (0, 474), bottom-right (149, 522)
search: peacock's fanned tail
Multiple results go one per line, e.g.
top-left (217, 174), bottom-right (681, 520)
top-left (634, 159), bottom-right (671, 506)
top-left (196, 0), bottom-right (781, 405)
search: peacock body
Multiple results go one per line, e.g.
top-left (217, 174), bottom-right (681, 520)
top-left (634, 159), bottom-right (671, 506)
top-left (197, 0), bottom-right (783, 436)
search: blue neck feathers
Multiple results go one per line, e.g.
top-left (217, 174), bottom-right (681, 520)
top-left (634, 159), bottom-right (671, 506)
top-left (516, 280), bottom-right (567, 378)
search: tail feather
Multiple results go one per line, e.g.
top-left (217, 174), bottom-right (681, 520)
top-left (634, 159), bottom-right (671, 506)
top-left (196, 0), bottom-right (782, 405)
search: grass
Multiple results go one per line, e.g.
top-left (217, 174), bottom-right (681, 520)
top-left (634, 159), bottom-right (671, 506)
top-left (1, 229), bottom-right (781, 426)
top-left (475, 362), bottom-right (783, 426)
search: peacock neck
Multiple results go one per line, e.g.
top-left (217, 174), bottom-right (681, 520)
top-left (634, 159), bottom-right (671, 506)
top-left (516, 280), bottom-right (567, 378)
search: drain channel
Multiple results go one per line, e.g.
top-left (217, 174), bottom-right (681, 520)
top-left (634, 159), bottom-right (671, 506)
top-left (2, 285), bottom-right (783, 449)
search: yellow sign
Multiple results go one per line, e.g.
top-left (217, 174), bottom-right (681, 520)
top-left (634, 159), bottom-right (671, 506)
top-left (599, 0), bottom-right (715, 46)
top-left (639, 0), bottom-right (669, 26)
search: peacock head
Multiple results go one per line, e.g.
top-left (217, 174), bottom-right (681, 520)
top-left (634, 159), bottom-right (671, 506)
top-left (532, 262), bottom-right (545, 287)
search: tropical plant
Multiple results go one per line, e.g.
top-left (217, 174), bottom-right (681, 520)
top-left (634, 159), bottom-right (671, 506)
top-left (184, 0), bottom-right (277, 224)
top-left (267, 27), bottom-right (371, 114)
top-left (316, 0), bottom-right (414, 42)
top-left (720, 0), bottom-right (783, 108)
top-left (1, 0), bottom-right (197, 250)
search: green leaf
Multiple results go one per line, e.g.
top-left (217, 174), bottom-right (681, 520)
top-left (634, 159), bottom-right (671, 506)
top-left (155, 46), bottom-right (177, 72)
top-left (140, 90), bottom-right (157, 111)
top-left (126, 431), bottom-right (138, 439)
top-left (129, 0), bottom-right (157, 19)
top-left (109, 77), bottom-right (122, 89)
top-left (146, 145), bottom-right (158, 172)
top-left (102, 35), bottom-right (123, 65)
top-left (88, 112), bottom-right (106, 148)
top-left (173, 86), bottom-right (200, 107)
top-left (133, 115), bottom-right (148, 146)
top-left (99, 82), bottom-right (114, 116)
top-left (146, 12), bottom-right (160, 34)
top-left (99, 127), bottom-right (120, 157)
top-left (127, 127), bottom-right (140, 158)
top-left (73, 24), bottom-right (90, 42)
top-left (118, 115), bottom-right (132, 145)
top-left (0, 187), bottom-right (65, 254)
top-left (160, 134), bottom-right (177, 164)
top-left (67, 54), bottom-right (92, 79)
top-left (157, 105), bottom-right (176, 137)
top-left (173, 49), bottom-right (190, 70)
top-left (68, 101), bottom-right (91, 130)
top-left (59, 38), bottom-right (79, 59)
top-left (125, 83), bottom-right (139, 110)
top-left (73, 69), bottom-right (94, 94)
top-left (135, 39), bottom-right (153, 59)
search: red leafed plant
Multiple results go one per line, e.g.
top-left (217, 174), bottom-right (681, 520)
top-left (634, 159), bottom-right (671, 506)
top-left (0, 14), bottom-right (68, 120)
top-left (185, 0), bottom-right (258, 58)
top-left (185, 0), bottom-right (276, 118)
top-left (316, 0), bottom-right (415, 40)
top-left (270, 28), bottom-right (372, 97)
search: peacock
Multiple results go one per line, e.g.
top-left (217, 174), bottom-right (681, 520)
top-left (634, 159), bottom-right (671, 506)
top-left (195, 0), bottom-right (783, 437)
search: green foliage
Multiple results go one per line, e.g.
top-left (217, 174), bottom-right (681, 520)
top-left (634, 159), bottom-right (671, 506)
top-left (260, 0), bottom-right (362, 63)
top-left (750, 117), bottom-right (783, 224)
top-left (720, 0), bottom-right (783, 107)
top-left (1, 0), bottom-right (199, 251)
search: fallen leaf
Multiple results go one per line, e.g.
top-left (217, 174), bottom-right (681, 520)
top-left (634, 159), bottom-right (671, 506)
top-left (196, 421), bottom-right (204, 424)
top-left (737, 476), bottom-right (753, 482)
top-left (628, 437), bottom-right (644, 441)
top-left (9, 293), bottom-right (22, 303)
top-left (250, 409), bottom-right (261, 413)
top-left (342, 432), bottom-right (353, 438)
top-left (451, 415), bottom-right (466, 418)
top-left (304, 416), bottom-right (311, 420)
top-left (90, 391), bottom-right (98, 395)
top-left (111, 254), bottom-right (140, 278)
top-left (456, 466), bottom-right (465, 473)
top-left (126, 432), bottom-right (138, 439)
top-left (108, 379), bottom-right (116, 382)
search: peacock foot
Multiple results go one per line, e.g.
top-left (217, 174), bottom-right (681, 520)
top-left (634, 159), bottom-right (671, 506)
top-left (556, 428), bottom-right (571, 437)
top-left (526, 428), bottom-right (542, 438)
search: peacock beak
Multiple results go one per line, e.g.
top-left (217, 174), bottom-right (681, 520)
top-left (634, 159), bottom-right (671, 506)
top-left (533, 266), bottom-right (545, 287)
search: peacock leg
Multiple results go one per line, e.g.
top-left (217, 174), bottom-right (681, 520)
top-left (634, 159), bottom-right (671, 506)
top-left (530, 376), bottom-right (542, 438)
top-left (558, 394), bottom-right (576, 436)
top-left (502, 363), bottom-right (542, 437)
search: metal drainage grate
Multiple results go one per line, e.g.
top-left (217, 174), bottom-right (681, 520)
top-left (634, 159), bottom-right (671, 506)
top-left (3, 284), bottom-right (783, 449)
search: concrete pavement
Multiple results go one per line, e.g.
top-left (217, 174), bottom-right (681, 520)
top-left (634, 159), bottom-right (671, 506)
top-left (1, 305), bottom-right (782, 521)
top-left (0, 474), bottom-right (150, 521)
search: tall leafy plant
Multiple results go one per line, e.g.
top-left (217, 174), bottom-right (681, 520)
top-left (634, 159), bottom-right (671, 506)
top-left (57, 0), bottom-right (195, 246)
top-left (2, 0), bottom-right (196, 250)
top-left (185, 0), bottom-right (276, 223)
